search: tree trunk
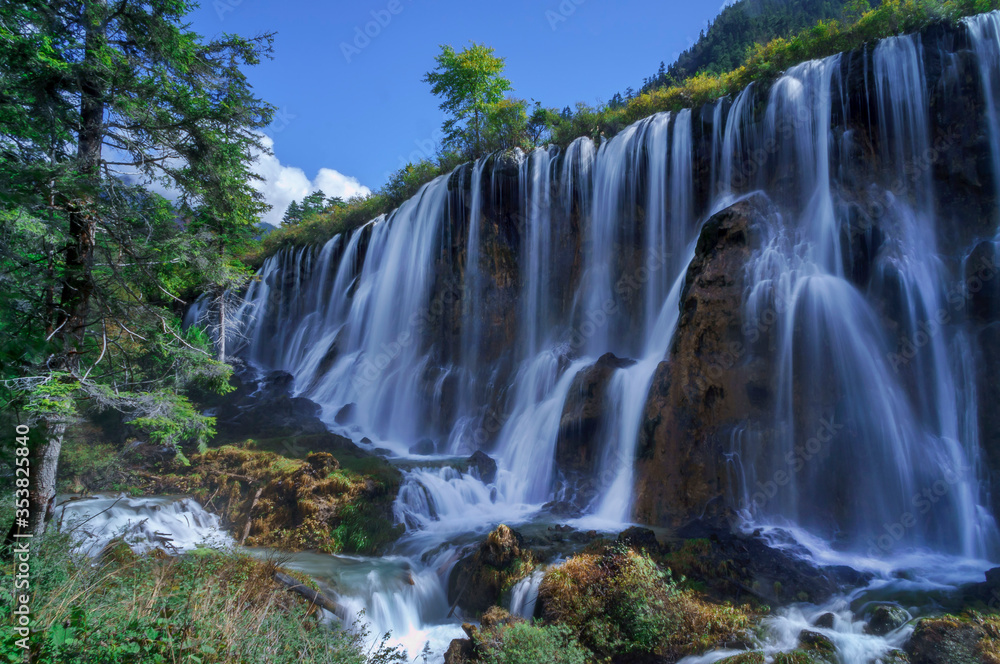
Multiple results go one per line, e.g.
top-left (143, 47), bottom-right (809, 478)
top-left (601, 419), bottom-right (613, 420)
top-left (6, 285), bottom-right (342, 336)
top-left (28, 418), bottom-right (66, 536)
top-left (218, 288), bottom-right (227, 363)
top-left (27, 0), bottom-right (107, 538)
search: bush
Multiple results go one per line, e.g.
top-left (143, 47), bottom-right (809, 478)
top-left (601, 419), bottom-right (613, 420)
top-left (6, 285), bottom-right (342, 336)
top-left (475, 622), bottom-right (590, 664)
top-left (538, 544), bottom-right (759, 660)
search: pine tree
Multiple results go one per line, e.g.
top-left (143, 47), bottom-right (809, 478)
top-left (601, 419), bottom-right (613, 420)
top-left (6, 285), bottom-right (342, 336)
top-left (0, 0), bottom-right (274, 538)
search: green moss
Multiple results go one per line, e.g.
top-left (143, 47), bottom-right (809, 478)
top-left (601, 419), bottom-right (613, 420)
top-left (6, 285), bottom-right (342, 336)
top-left (538, 544), bottom-right (761, 660)
top-left (717, 653), bottom-right (766, 664)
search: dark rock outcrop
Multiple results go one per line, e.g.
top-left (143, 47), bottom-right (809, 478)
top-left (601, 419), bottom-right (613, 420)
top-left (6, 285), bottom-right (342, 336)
top-left (466, 450), bottom-right (498, 484)
top-left (556, 352), bottom-right (636, 479)
top-left (447, 525), bottom-right (536, 617)
top-left (634, 195), bottom-right (774, 528)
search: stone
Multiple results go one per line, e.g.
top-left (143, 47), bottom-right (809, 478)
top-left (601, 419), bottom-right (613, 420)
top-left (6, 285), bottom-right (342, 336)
top-left (409, 438), bottom-right (437, 455)
top-left (556, 352), bottom-right (636, 479)
top-left (865, 603), bottom-right (910, 636)
top-left (447, 525), bottom-right (535, 617)
top-left (634, 195), bottom-right (774, 529)
top-left (443, 638), bottom-right (473, 664)
top-left (466, 450), bottom-right (498, 484)
top-left (616, 526), bottom-right (659, 552)
top-left (812, 612), bottom-right (837, 629)
top-left (334, 403), bottom-right (357, 425)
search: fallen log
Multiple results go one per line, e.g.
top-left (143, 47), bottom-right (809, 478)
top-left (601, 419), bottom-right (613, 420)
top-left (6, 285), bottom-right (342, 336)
top-left (274, 571), bottom-right (341, 615)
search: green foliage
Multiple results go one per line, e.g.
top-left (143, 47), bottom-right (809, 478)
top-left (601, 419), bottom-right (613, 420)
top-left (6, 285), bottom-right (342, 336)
top-left (423, 42), bottom-right (514, 159)
top-left (128, 391), bottom-right (217, 459)
top-left (0, 529), bottom-right (405, 664)
top-left (476, 622), bottom-right (591, 664)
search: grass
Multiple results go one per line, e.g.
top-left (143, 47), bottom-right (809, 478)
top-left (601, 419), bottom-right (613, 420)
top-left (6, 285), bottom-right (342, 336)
top-left (0, 526), bottom-right (406, 664)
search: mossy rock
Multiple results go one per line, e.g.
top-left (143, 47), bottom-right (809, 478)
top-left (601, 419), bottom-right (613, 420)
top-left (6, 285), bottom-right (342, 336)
top-left (717, 651), bottom-right (766, 664)
top-left (773, 651), bottom-right (831, 664)
top-left (904, 613), bottom-right (1000, 664)
top-left (447, 525), bottom-right (536, 617)
top-left (798, 629), bottom-right (837, 661)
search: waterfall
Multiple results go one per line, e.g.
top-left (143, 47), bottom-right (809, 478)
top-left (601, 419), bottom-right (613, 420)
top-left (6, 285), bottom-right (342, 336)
top-left (966, 11), bottom-right (1000, 227)
top-left (57, 495), bottom-right (233, 556)
top-left (179, 18), bottom-right (1000, 658)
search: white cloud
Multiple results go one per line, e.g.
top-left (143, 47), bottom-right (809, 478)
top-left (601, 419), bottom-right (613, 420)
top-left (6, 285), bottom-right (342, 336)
top-left (252, 134), bottom-right (371, 226)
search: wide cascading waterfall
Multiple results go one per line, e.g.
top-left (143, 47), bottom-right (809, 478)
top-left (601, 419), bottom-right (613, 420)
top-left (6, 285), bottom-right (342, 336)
top-left (181, 15), bottom-right (1000, 660)
top-left (730, 32), bottom-right (997, 558)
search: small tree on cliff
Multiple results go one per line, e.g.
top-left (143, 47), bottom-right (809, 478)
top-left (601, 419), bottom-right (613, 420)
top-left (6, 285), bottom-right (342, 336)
top-left (423, 42), bottom-right (514, 159)
top-left (0, 0), bottom-right (274, 538)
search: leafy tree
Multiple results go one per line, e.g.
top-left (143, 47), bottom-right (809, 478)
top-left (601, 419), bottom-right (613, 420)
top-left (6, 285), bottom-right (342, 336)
top-left (423, 42), bottom-right (514, 158)
top-left (0, 0), bottom-right (274, 537)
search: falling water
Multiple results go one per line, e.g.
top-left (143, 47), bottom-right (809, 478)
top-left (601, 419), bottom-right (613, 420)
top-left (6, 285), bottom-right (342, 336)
top-left (180, 15), bottom-right (1000, 661)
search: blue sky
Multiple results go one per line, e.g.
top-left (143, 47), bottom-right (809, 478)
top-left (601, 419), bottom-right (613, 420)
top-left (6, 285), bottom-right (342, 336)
top-left (188, 0), bottom-right (729, 223)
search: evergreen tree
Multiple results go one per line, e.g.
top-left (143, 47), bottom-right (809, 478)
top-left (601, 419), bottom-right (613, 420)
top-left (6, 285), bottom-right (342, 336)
top-left (0, 0), bottom-right (274, 537)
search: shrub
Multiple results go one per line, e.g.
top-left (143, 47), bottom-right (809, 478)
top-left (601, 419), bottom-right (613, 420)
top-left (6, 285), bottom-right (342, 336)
top-left (538, 544), bottom-right (759, 660)
top-left (475, 622), bottom-right (590, 664)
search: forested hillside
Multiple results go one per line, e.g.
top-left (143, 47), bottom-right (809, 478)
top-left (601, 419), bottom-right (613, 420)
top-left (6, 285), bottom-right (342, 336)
top-left (613, 0), bottom-right (867, 104)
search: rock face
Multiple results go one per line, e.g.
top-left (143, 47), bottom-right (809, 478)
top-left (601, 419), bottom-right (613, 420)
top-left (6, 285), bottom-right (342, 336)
top-left (556, 353), bottom-right (636, 480)
top-left (633, 195), bottom-right (774, 528)
top-left (447, 525), bottom-right (535, 617)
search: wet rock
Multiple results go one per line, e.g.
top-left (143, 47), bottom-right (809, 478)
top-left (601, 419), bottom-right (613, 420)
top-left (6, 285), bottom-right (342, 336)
top-left (466, 450), bottom-right (498, 484)
top-left (443, 638), bottom-right (473, 664)
top-left (616, 526), bottom-right (659, 552)
top-left (717, 653), bottom-right (765, 664)
top-left (210, 369), bottom-right (329, 443)
top-left (409, 438), bottom-right (437, 455)
top-left (875, 651), bottom-right (910, 664)
top-left (634, 195), bottom-right (774, 528)
top-left (447, 525), bottom-right (536, 617)
top-left (334, 403), bottom-right (357, 425)
top-left (905, 615), bottom-right (990, 664)
top-left (661, 528), bottom-right (869, 606)
top-left (798, 630), bottom-right (837, 661)
top-left (865, 603), bottom-right (910, 636)
top-left (556, 353), bottom-right (636, 479)
top-left (813, 613), bottom-right (837, 629)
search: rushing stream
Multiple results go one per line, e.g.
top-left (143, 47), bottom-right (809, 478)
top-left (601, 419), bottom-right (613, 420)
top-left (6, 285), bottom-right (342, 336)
top-left (179, 12), bottom-right (1000, 663)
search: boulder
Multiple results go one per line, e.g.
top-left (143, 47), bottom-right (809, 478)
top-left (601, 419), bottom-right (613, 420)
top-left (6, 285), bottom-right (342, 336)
top-left (443, 638), bottom-right (473, 664)
top-left (812, 613), bottom-right (836, 629)
top-left (865, 603), bottom-right (910, 636)
top-left (905, 615), bottom-right (995, 664)
top-left (409, 438), bottom-right (437, 455)
top-left (466, 450), bottom-right (498, 484)
top-left (447, 525), bottom-right (535, 617)
top-left (616, 526), bottom-right (659, 552)
top-left (334, 403), bottom-right (357, 425)
top-left (717, 653), bottom-right (765, 664)
top-left (798, 630), bottom-right (837, 662)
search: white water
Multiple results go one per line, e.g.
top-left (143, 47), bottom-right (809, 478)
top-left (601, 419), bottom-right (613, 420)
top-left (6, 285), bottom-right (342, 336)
top-left (178, 16), bottom-right (1000, 663)
top-left (56, 494), bottom-right (233, 556)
